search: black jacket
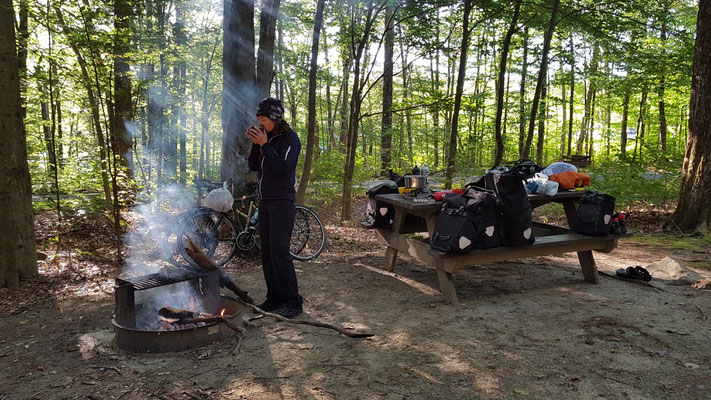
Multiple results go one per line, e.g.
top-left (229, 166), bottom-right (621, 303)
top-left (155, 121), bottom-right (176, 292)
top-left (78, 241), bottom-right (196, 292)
top-left (248, 128), bottom-right (301, 201)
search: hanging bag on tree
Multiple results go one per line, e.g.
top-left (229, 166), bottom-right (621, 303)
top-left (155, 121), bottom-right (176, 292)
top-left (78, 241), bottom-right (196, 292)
top-left (574, 190), bottom-right (616, 236)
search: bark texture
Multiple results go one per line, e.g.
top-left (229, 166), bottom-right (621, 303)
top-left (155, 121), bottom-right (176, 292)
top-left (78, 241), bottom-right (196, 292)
top-left (671, 0), bottom-right (711, 231)
top-left (0, 0), bottom-right (37, 287)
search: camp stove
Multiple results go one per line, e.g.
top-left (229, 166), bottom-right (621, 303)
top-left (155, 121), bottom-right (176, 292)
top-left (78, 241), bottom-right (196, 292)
top-left (402, 174), bottom-right (428, 197)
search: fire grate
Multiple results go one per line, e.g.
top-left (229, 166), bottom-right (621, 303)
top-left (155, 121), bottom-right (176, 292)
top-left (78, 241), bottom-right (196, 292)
top-left (114, 267), bottom-right (220, 330)
top-left (116, 268), bottom-right (207, 291)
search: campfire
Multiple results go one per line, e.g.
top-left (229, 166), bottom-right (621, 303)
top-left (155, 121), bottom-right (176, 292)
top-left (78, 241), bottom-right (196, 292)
top-left (112, 238), bottom-right (372, 352)
top-left (112, 248), bottom-right (246, 353)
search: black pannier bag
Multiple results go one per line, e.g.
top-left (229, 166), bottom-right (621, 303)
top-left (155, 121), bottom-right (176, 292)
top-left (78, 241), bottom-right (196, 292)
top-left (364, 180), bottom-right (399, 228)
top-left (574, 190), bottom-right (616, 236)
top-left (509, 159), bottom-right (543, 181)
top-left (472, 172), bottom-right (535, 246)
top-left (462, 187), bottom-right (501, 249)
top-left (430, 195), bottom-right (478, 253)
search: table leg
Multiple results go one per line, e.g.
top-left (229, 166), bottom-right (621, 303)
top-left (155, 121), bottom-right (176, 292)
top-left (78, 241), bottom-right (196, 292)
top-left (577, 250), bottom-right (600, 283)
top-left (384, 247), bottom-right (398, 272)
top-left (436, 269), bottom-right (458, 305)
top-left (562, 198), bottom-right (579, 228)
top-left (383, 209), bottom-right (407, 272)
top-left (425, 214), bottom-right (437, 238)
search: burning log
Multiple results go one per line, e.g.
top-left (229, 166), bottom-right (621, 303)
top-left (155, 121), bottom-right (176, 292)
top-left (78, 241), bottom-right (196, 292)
top-left (183, 236), bottom-right (255, 304)
top-left (158, 307), bottom-right (246, 334)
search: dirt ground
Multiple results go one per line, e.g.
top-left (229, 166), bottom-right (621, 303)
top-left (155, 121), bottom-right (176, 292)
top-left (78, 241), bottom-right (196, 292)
top-left (1, 199), bottom-right (710, 400)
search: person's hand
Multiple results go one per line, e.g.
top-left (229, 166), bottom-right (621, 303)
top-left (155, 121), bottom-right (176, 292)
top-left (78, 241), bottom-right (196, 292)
top-left (246, 126), bottom-right (267, 146)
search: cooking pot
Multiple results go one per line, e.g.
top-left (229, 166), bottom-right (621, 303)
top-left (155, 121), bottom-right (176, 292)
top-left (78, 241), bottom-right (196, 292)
top-left (404, 174), bottom-right (427, 190)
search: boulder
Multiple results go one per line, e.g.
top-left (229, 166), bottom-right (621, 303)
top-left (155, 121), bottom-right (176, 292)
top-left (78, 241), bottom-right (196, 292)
top-left (646, 257), bottom-right (703, 285)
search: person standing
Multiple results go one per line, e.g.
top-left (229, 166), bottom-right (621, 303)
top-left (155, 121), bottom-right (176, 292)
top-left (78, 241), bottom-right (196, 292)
top-left (246, 97), bottom-right (303, 318)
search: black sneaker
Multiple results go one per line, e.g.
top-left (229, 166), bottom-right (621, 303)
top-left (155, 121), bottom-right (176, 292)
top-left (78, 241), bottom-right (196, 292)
top-left (274, 306), bottom-right (302, 319)
top-left (256, 299), bottom-right (281, 312)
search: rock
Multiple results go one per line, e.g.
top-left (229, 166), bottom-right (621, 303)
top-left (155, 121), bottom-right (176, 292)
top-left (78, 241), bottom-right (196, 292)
top-left (645, 257), bottom-right (702, 285)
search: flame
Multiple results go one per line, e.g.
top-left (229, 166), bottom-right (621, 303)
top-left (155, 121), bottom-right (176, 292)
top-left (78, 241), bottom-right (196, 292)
top-left (220, 308), bottom-right (226, 317)
top-left (189, 296), bottom-right (196, 311)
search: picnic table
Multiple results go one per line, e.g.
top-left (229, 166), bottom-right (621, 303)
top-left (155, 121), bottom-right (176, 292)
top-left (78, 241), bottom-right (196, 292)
top-left (373, 190), bottom-right (627, 304)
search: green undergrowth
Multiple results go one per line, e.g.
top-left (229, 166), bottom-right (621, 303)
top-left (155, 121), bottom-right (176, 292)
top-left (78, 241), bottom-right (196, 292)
top-left (623, 233), bottom-right (711, 251)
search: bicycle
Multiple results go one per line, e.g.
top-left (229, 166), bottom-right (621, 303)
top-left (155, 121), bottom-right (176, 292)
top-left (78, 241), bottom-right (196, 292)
top-left (169, 179), bottom-right (326, 268)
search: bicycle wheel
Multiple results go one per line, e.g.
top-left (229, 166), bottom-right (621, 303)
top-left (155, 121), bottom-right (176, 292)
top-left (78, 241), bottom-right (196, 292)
top-left (164, 209), bottom-right (196, 268)
top-left (290, 205), bottom-right (326, 261)
top-left (178, 208), bottom-right (239, 267)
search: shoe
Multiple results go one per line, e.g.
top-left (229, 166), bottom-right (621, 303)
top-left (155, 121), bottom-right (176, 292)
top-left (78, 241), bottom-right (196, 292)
top-left (616, 266), bottom-right (652, 282)
top-left (273, 306), bottom-right (302, 319)
top-left (634, 266), bottom-right (652, 282)
top-left (256, 299), bottom-right (281, 312)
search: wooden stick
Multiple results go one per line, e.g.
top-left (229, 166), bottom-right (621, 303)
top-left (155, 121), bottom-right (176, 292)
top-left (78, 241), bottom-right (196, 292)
top-left (183, 235), bottom-right (255, 304)
top-left (185, 236), bottom-right (373, 338)
top-left (243, 302), bottom-right (374, 339)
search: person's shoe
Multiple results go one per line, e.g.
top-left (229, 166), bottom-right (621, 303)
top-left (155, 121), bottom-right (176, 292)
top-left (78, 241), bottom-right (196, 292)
top-left (255, 299), bottom-right (281, 312)
top-left (274, 305), bottom-right (302, 319)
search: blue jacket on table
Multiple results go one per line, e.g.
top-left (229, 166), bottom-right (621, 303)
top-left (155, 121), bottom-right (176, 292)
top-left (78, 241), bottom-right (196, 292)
top-left (248, 128), bottom-right (301, 202)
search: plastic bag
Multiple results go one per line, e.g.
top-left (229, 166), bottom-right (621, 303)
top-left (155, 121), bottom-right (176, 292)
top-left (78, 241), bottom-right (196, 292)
top-left (204, 182), bottom-right (234, 212)
top-left (542, 162), bottom-right (577, 177)
top-left (526, 173), bottom-right (559, 196)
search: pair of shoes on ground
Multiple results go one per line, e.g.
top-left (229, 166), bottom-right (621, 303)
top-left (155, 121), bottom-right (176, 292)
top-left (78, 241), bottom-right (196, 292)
top-left (255, 300), bottom-right (302, 319)
top-left (616, 266), bottom-right (651, 282)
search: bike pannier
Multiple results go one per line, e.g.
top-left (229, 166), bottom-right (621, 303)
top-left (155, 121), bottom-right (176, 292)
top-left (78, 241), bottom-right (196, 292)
top-left (574, 190), bottom-right (616, 236)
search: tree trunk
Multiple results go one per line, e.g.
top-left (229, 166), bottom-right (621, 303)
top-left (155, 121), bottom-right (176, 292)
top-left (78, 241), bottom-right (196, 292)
top-left (523, 0), bottom-right (560, 159)
top-left (221, 0), bottom-right (256, 190)
top-left (658, 12), bottom-right (668, 152)
top-left (535, 73), bottom-right (547, 164)
top-left (256, 0), bottom-right (281, 100)
top-left (17, 0), bottom-right (28, 119)
top-left (341, 1), bottom-right (382, 221)
top-left (277, 19), bottom-right (284, 99)
top-left (398, 27), bottom-right (412, 167)
top-left (671, 0), bottom-right (711, 231)
top-left (493, 0), bottom-right (521, 166)
top-left (296, 0), bottom-right (325, 203)
top-left (430, 15), bottom-right (441, 171)
top-left (633, 89), bottom-right (648, 160)
top-left (113, 0), bottom-right (133, 177)
top-left (339, 56), bottom-right (350, 149)
top-left (575, 45), bottom-right (598, 155)
top-left (620, 91), bottom-right (629, 155)
top-left (380, 5), bottom-right (394, 174)
top-left (560, 52), bottom-right (567, 158)
top-left (56, 8), bottom-right (113, 205)
top-left (323, 34), bottom-right (334, 148)
top-left (0, 0), bottom-right (37, 287)
top-left (568, 35), bottom-right (574, 157)
top-left (444, 0), bottom-right (473, 188)
top-left (174, 5), bottom-right (187, 183)
top-left (518, 26), bottom-right (528, 159)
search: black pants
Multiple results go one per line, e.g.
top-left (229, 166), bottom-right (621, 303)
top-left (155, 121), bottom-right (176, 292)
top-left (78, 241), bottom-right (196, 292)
top-left (259, 199), bottom-right (302, 307)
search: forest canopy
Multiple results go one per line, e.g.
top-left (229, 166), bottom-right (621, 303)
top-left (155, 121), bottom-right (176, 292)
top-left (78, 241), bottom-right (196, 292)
top-left (18, 0), bottom-right (698, 216)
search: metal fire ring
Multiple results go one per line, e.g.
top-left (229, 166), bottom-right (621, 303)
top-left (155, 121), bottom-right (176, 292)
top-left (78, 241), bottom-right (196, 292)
top-left (112, 295), bottom-right (244, 353)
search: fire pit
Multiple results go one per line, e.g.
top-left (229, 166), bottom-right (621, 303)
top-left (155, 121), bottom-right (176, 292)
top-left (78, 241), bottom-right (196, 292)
top-left (112, 268), bottom-right (245, 353)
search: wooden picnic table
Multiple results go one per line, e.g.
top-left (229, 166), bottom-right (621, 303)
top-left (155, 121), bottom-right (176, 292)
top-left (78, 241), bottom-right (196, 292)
top-left (373, 190), bottom-right (627, 304)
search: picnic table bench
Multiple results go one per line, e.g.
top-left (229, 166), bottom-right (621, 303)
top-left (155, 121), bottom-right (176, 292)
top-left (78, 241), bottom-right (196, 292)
top-left (373, 191), bottom-right (628, 304)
